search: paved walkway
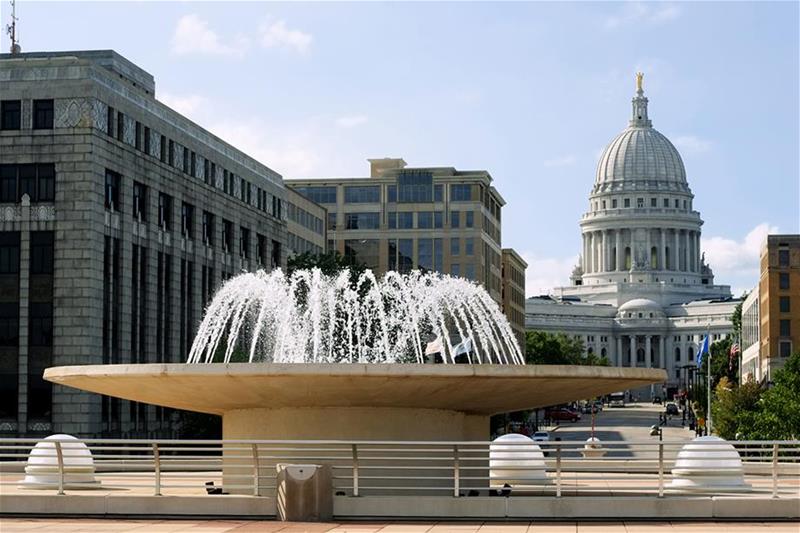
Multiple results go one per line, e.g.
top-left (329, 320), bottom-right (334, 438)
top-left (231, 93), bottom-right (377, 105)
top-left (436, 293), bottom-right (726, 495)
top-left (0, 519), bottom-right (798, 532)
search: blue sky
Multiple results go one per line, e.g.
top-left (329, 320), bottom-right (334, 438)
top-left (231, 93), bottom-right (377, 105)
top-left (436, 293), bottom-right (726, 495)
top-left (4, 1), bottom-right (798, 295)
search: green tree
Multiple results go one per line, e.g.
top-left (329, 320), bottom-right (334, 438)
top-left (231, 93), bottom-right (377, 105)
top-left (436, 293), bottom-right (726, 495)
top-left (711, 377), bottom-right (762, 440)
top-left (754, 352), bottom-right (800, 440)
top-left (287, 250), bottom-right (366, 280)
top-left (524, 330), bottom-right (609, 366)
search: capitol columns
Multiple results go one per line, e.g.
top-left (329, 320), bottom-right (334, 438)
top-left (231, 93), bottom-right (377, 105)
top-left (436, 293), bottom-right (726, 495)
top-left (629, 336), bottom-right (636, 367)
top-left (695, 232), bottom-right (701, 272)
top-left (602, 230), bottom-right (608, 272)
top-left (615, 230), bottom-right (621, 271)
top-left (660, 229), bottom-right (666, 271)
top-left (658, 335), bottom-right (665, 369)
top-left (684, 230), bottom-right (690, 272)
top-left (674, 230), bottom-right (680, 271)
top-left (645, 335), bottom-right (652, 368)
top-left (616, 336), bottom-right (623, 366)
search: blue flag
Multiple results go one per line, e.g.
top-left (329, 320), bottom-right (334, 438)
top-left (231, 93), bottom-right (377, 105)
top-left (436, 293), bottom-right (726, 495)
top-left (696, 335), bottom-right (710, 367)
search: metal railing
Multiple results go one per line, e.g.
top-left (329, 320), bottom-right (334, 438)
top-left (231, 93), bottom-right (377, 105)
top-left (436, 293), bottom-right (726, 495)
top-left (1, 437), bottom-right (798, 499)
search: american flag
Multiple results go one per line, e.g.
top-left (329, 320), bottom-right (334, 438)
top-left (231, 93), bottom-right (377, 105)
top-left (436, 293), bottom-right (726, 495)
top-left (729, 343), bottom-right (740, 372)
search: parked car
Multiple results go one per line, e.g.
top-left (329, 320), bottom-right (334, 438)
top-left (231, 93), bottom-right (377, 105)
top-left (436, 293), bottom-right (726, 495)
top-left (665, 403), bottom-right (679, 416)
top-left (545, 407), bottom-right (581, 422)
top-left (592, 400), bottom-right (604, 412)
top-left (652, 396), bottom-right (662, 404)
top-left (532, 431), bottom-right (550, 442)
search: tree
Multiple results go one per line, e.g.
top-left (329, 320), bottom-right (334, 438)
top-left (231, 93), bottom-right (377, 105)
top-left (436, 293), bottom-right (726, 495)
top-left (524, 331), bottom-right (609, 366)
top-left (287, 250), bottom-right (366, 280)
top-left (754, 352), bottom-right (800, 440)
top-left (711, 377), bottom-right (762, 440)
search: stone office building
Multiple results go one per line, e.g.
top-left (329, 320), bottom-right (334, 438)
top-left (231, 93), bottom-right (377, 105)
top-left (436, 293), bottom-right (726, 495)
top-left (0, 50), bottom-right (291, 438)
top-left (286, 158), bottom-right (526, 336)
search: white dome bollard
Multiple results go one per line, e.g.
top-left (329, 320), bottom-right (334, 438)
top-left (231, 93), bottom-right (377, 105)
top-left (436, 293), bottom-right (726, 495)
top-left (667, 436), bottom-right (750, 493)
top-left (582, 437), bottom-right (605, 458)
top-left (21, 434), bottom-right (99, 489)
top-left (489, 433), bottom-right (548, 488)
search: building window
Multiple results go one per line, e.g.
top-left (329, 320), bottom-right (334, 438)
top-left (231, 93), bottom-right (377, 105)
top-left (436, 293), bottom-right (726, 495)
top-left (465, 264), bottom-right (475, 280)
top-left (181, 202), bottom-right (194, 239)
top-left (434, 185), bottom-right (443, 202)
top-left (417, 212), bottom-right (433, 229)
top-left (240, 227), bottom-right (250, 259)
top-left (0, 164), bottom-right (55, 203)
top-left (387, 185), bottom-right (397, 203)
top-left (344, 185), bottom-right (380, 203)
top-left (663, 198), bottom-right (669, 208)
top-left (465, 237), bottom-right (474, 256)
top-left (397, 171), bottom-right (433, 203)
top-left (30, 231), bottom-right (54, 275)
top-left (104, 169), bottom-right (121, 211)
top-left (255, 234), bottom-right (266, 266)
top-left (133, 181), bottom-right (147, 222)
top-left (327, 212), bottom-right (337, 230)
top-left (779, 272), bottom-right (790, 289)
top-left (612, 199), bottom-right (618, 208)
top-left (674, 199), bottom-right (679, 208)
top-left (32, 99), bottom-right (54, 129)
top-left (637, 198), bottom-right (644, 208)
top-left (779, 319), bottom-right (791, 337)
top-left (345, 212), bottom-right (380, 230)
top-left (222, 219), bottom-right (233, 253)
top-left (344, 239), bottom-right (379, 270)
top-left (451, 238), bottom-right (460, 256)
top-left (144, 127), bottom-right (151, 155)
top-left (688, 347), bottom-right (694, 361)
top-left (780, 296), bottom-right (790, 313)
top-left (116, 111), bottom-right (125, 142)
top-left (272, 240), bottom-right (282, 268)
top-left (674, 347), bottom-right (681, 362)
top-left (160, 135), bottom-right (167, 163)
top-left (465, 211), bottom-right (474, 228)
top-left (624, 198), bottom-right (631, 208)
top-left (200, 211), bottom-right (214, 246)
top-left (158, 193), bottom-right (172, 231)
top-left (450, 184), bottom-right (472, 202)
top-left (779, 341), bottom-right (792, 357)
top-left (135, 121), bottom-right (142, 150)
top-left (451, 263), bottom-right (461, 276)
top-left (0, 100), bottom-right (21, 130)
top-left (650, 198), bottom-right (657, 207)
top-left (387, 212), bottom-right (396, 229)
top-left (168, 140), bottom-right (175, 166)
top-left (395, 212), bottom-right (413, 229)
top-left (778, 249), bottom-right (790, 266)
top-left (293, 186), bottom-right (337, 204)
top-left (451, 211), bottom-right (460, 228)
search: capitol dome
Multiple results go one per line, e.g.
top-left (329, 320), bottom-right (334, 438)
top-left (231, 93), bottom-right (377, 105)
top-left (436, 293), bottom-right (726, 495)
top-left (594, 74), bottom-right (687, 187)
top-left (618, 298), bottom-right (661, 313)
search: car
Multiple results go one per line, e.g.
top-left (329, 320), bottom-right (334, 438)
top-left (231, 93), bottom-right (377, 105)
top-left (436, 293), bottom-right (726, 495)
top-left (532, 431), bottom-right (550, 442)
top-left (592, 400), bottom-right (604, 412)
top-left (652, 396), bottom-right (662, 404)
top-left (665, 403), bottom-right (679, 416)
top-left (545, 407), bottom-right (581, 422)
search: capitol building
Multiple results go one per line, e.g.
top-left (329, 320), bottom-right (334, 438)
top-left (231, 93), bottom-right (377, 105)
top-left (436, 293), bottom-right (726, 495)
top-left (525, 75), bottom-right (739, 398)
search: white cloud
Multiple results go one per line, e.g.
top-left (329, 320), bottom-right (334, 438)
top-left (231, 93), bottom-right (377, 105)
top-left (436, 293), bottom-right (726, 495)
top-left (519, 252), bottom-right (579, 297)
top-left (336, 115), bottom-right (369, 128)
top-left (703, 222), bottom-right (778, 293)
top-left (206, 119), bottom-right (320, 178)
top-left (543, 154), bottom-right (577, 168)
top-left (171, 14), bottom-right (248, 57)
top-left (259, 19), bottom-right (313, 54)
top-left (158, 92), bottom-right (208, 120)
top-left (604, 3), bottom-right (681, 30)
top-left (673, 135), bottom-right (713, 154)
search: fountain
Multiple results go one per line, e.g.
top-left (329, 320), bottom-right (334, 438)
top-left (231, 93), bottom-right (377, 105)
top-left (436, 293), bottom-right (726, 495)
top-left (45, 269), bottom-right (666, 444)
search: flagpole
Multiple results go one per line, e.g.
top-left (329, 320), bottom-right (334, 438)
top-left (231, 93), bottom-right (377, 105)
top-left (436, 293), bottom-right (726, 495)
top-left (706, 324), bottom-right (712, 435)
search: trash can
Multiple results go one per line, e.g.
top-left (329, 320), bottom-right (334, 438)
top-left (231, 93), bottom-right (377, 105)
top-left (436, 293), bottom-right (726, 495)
top-left (276, 463), bottom-right (332, 522)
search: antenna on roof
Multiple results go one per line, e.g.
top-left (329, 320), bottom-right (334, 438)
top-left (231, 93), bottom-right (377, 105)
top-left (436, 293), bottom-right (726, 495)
top-left (6, 0), bottom-right (21, 54)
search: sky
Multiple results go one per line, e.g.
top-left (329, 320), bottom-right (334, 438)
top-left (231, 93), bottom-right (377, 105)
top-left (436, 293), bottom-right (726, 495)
top-left (3, 1), bottom-right (798, 296)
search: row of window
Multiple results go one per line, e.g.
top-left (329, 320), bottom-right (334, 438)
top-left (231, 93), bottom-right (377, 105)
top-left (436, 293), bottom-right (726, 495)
top-left (287, 202), bottom-right (324, 235)
top-left (287, 232), bottom-right (323, 256)
top-left (105, 106), bottom-right (282, 220)
top-left (0, 164), bottom-right (55, 203)
top-left (593, 196), bottom-right (692, 211)
top-left (291, 183), bottom-right (478, 205)
top-left (106, 170), bottom-right (280, 264)
top-left (0, 99), bottom-right (54, 130)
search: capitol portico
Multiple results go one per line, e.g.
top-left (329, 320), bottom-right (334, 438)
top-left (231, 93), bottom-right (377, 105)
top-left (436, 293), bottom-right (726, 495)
top-left (526, 74), bottom-right (739, 398)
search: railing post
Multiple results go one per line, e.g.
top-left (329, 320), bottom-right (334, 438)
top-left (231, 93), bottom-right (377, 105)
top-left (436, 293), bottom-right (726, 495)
top-left (54, 441), bottom-right (65, 496)
top-left (555, 443), bottom-right (562, 498)
top-left (771, 443), bottom-right (779, 499)
top-left (352, 444), bottom-right (359, 497)
top-left (453, 444), bottom-right (460, 498)
top-left (251, 443), bottom-right (260, 497)
top-left (152, 443), bottom-right (161, 496)
top-left (658, 441), bottom-right (664, 498)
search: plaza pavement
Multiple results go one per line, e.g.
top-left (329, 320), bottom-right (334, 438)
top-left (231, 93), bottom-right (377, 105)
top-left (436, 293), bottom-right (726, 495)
top-left (0, 519), bottom-right (799, 532)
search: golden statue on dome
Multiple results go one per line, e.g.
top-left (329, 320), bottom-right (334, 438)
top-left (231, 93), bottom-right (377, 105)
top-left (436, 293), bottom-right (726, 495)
top-left (636, 72), bottom-right (644, 92)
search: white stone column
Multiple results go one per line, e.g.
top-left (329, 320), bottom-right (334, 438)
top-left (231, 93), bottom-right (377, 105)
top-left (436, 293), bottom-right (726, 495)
top-left (673, 230), bottom-right (679, 272)
top-left (645, 335), bottom-right (652, 368)
top-left (659, 335), bottom-right (666, 369)
top-left (684, 231), bottom-right (690, 272)
top-left (615, 230), bottom-right (621, 271)
top-left (660, 229), bottom-right (666, 271)
top-left (695, 232), bottom-right (701, 272)
top-left (616, 336), bottom-right (623, 367)
top-left (586, 233), bottom-right (593, 273)
top-left (601, 230), bottom-right (607, 272)
top-left (629, 336), bottom-right (636, 367)
top-left (645, 228), bottom-right (652, 269)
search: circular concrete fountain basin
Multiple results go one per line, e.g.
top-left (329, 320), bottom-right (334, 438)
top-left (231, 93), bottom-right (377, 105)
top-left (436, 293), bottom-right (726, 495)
top-left (45, 363), bottom-right (665, 441)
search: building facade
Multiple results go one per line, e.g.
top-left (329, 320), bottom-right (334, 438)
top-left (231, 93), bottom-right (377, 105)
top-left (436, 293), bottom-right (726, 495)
top-left (756, 235), bottom-right (799, 381)
top-left (286, 158), bottom-right (525, 337)
top-left (525, 75), bottom-right (738, 399)
top-left (740, 287), bottom-right (760, 383)
top-left (0, 50), bottom-right (290, 438)
top-left (501, 249), bottom-right (527, 349)
top-left (286, 188), bottom-right (327, 257)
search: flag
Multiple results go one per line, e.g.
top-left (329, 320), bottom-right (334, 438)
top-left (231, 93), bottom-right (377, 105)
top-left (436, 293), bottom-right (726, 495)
top-left (453, 338), bottom-right (473, 357)
top-left (729, 343), bottom-right (740, 372)
top-left (425, 337), bottom-right (443, 356)
top-left (696, 335), bottom-right (710, 368)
